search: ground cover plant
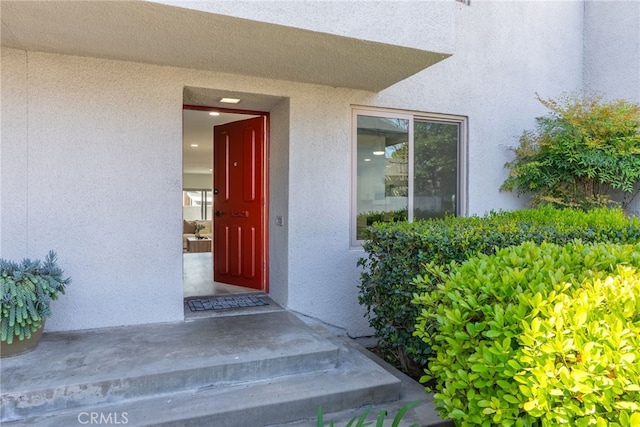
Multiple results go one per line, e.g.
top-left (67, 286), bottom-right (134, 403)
top-left (413, 241), bottom-right (640, 426)
top-left (501, 93), bottom-right (640, 212)
top-left (316, 401), bottom-right (421, 427)
top-left (357, 207), bottom-right (640, 375)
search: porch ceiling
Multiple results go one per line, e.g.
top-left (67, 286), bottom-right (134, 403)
top-left (0, 1), bottom-right (451, 92)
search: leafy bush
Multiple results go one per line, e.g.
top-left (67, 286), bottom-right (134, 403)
top-left (413, 241), bottom-right (640, 426)
top-left (357, 207), bottom-right (640, 374)
top-left (356, 209), bottom-right (408, 241)
top-left (501, 93), bottom-right (640, 211)
top-left (1, 251), bottom-right (71, 344)
top-left (517, 267), bottom-right (640, 425)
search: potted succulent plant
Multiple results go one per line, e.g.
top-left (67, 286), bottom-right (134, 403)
top-left (0, 251), bottom-right (71, 357)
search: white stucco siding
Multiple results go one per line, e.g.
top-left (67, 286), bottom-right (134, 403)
top-left (374, 0), bottom-right (585, 216)
top-left (1, 50), bottom-right (186, 331)
top-left (583, 0), bottom-right (640, 216)
top-left (1, 48), bottom-right (29, 258)
top-left (283, 0), bottom-right (585, 335)
top-left (154, 0), bottom-right (455, 54)
top-left (266, 98), bottom-right (291, 307)
top-left (0, 48), bottom-right (372, 333)
top-left (1, 1), bottom-right (633, 337)
top-left (584, 0), bottom-right (640, 103)
top-left (285, 93), bottom-right (370, 334)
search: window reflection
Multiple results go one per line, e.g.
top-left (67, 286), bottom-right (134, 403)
top-left (356, 115), bottom-right (409, 239)
top-left (354, 112), bottom-right (463, 242)
top-left (413, 121), bottom-right (458, 220)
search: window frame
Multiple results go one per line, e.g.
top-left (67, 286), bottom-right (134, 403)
top-left (351, 106), bottom-right (468, 247)
top-left (183, 189), bottom-right (213, 220)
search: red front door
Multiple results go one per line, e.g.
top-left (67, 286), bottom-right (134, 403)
top-left (213, 116), bottom-right (267, 290)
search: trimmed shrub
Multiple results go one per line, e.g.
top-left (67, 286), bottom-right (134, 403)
top-left (501, 93), bottom-right (640, 212)
top-left (357, 207), bottom-right (640, 373)
top-left (517, 267), bottom-right (640, 425)
top-left (413, 241), bottom-right (640, 426)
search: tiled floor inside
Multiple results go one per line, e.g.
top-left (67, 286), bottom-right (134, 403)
top-left (182, 252), bottom-right (255, 298)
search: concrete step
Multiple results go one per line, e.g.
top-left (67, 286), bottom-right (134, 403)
top-left (8, 352), bottom-right (400, 426)
top-left (287, 334), bottom-right (454, 427)
top-left (0, 310), bottom-right (405, 426)
top-left (0, 311), bottom-right (342, 422)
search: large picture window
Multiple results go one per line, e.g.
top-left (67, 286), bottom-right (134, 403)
top-left (183, 190), bottom-right (213, 221)
top-left (352, 108), bottom-right (467, 245)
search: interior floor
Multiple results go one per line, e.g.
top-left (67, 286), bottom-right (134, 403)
top-left (183, 252), bottom-right (256, 298)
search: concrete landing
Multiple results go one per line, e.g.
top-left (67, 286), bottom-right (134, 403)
top-left (0, 310), bottom-right (449, 426)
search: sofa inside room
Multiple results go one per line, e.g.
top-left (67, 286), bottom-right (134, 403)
top-left (183, 220), bottom-right (212, 251)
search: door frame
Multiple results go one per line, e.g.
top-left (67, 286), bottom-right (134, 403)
top-left (183, 104), bottom-right (270, 293)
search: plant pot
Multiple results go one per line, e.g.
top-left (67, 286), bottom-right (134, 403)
top-left (0, 321), bottom-right (45, 358)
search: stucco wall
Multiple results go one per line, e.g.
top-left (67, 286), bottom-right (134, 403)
top-left (267, 98), bottom-right (291, 307)
top-left (2, 1), bottom-right (628, 337)
top-left (376, 0), bottom-right (585, 216)
top-left (0, 47), bottom-right (371, 333)
top-left (284, 1), bottom-right (586, 335)
top-left (155, 0), bottom-right (455, 54)
top-left (1, 49), bottom-right (29, 257)
top-left (1, 49), bottom-right (186, 331)
top-left (584, 0), bottom-right (640, 103)
top-left (583, 0), bottom-right (640, 216)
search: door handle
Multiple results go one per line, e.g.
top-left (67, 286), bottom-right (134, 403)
top-left (215, 210), bottom-right (223, 217)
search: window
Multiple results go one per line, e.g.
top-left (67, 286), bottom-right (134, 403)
top-left (183, 190), bottom-right (213, 221)
top-left (352, 108), bottom-right (467, 245)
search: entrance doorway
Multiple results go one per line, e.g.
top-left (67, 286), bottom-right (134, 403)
top-left (182, 106), bottom-right (269, 298)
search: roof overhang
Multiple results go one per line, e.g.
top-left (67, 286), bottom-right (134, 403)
top-left (1, 1), bottom-right (451, 92)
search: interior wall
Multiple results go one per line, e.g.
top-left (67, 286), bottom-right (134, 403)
top-left (183, 173), bottom-right (212, 189)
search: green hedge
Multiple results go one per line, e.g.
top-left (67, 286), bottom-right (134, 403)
top-left (357, 207), bottom-right (640, 373)
top-left (413, 241), bottom-right (640, 426)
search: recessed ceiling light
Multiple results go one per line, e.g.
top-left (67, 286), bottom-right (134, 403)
top-left (220, 98), bottom-right (240, 104)
top-left (209, 112), bottom-right (220, 116)
top-left (373, 151), bottom-right (385, 156)
top-left (190, 144), bottom-right (199, 147)
top-left (364, 158), bottom-right (372, 162)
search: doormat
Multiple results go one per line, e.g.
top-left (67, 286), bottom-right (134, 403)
top-left (187, 295), bottom-right (269, 312)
